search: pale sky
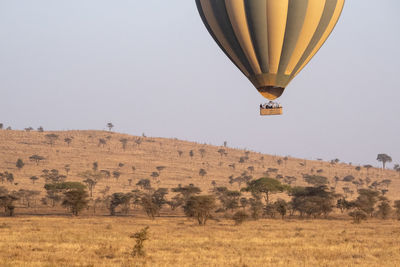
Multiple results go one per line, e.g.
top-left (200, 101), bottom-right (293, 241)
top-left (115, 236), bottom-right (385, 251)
top-left (0, 1), bottom-right (399, 168)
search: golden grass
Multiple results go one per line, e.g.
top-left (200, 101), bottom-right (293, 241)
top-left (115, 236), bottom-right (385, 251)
top-left (0, 216), bottom-right (399, 266)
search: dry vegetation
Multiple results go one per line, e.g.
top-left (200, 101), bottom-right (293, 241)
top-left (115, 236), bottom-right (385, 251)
top-left (0, 129), bottom-right (398, 209)
top-left (1, 216), bottom-right (400, 266)
top-left (1, 129), bottom-right (400, 266)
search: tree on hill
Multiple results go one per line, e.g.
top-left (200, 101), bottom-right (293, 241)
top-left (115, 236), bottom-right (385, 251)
top-left (363, 165), bottom-right (373, 175)
top-left (98, 138), bottom-right (107, 147)
top-left (120, 138), bottom-right (128, 151)
top-left (394, 164), bottom-right (400, 177)
top-left (377, 154), bottom-right (392, 169)
top-left (37, 126), bottom-right (44, 132)
top-left (136, 179), bottom-right (151, 191)
top-left (29, 155), bottom-right (45, 165)
top-left (156, 166), bottom-right (166, 174)
top-left (2, 172), bottom-right (14, 184)
top-left (150, 172), bottom-right (159, 181)
top-left (64, 164), bottom-right (71, 176)
top-left (81, 178), bottom-right (98, 198)
top-left (0, 123), bottom-right (3, 130)
top-left (189, 150), bottom-right (194, 159)
top-left (177, 150), bottom-right (183, 157)
top-left (16, 159), bottom-right (25, 170)
top-left (41, 169), bottom-right (66, 183)
top-left (199, 148), bottom-right (206, 158)
top-left (342, 175), bottom-right (355, 182)
top-left (394, 200), bottom-right (400, 220)
top-left (30, 176), bottom-right (39, 184)
top-left (92, 162), bottom-right (98, 172)
top-left (107, 123), bottom-right (114, 131)
top-left (25, 127), bottom-right (33, 132)
top-left (247, 166), bottom-right (254, 174)
top-left (45, 134), bottom-right (59, 146)
top-left (217, 149), bottom-right (225, 158)
top-left (184, 195), bottom-right (216, 225)
top-left (303, 175), bottom-right (329, 186)
top-left (199, 169), bottom-right (207, 179)
top-left (112, 171), bottom-right (121, 181)
top-left (64, 137), bottom-right (73, 146)
top-left (242, 177), bottom-right (288, 205)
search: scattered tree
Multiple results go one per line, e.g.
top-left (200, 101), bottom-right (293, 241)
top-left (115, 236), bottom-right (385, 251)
top-left (64, 137), bottom-right (73, 146)
top-left (45, 134), bottom-right (59, 146)
top-left (120, 138), bottom-right (128, 151)
top-left (184, 195), bottom-right (216, 225)
top-left (107, 123), bottom-right (114, 131)
top-left (30, 176), bottom-right (39, 184)
top-left (376, 154), bottom-right (392, 169)
top-left (29, 155), bottom-right (45, 165)
top-left (16, 159), bottom-right (25, 170)
top-left (62, 186), bottom-right (89, 216)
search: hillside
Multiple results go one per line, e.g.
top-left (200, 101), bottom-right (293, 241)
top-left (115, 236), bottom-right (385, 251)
top-left (0, 130), bottom-right (399, 207)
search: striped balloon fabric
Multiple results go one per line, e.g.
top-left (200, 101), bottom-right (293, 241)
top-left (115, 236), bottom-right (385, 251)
top-left (196, 0), bottom-right (345, 100)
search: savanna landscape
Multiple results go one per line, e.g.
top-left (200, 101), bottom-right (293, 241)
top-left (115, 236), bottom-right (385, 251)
top-left (1, 125), bottom-right (400, 266)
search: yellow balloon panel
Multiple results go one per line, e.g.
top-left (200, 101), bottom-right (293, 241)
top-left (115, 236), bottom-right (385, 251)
top-left (196, 0), bottom-right (345, 100)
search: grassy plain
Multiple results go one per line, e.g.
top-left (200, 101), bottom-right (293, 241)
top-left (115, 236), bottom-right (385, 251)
top-left (0, 216), bottom-right (400, 266)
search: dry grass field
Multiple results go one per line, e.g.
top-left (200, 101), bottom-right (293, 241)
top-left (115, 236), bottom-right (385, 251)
top-left (1, 216), bottom-right (400, 266)
top-left (1, 130), bottom-right (400, 266)
top-left (0, 129), bottom-right (398, 209)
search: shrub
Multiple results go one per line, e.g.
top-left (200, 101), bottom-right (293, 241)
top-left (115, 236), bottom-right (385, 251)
top-left (130, 226), bottom-right (149, 257)
top-left (349, 210), bottom-right (368, 224)
top-left (232, 211), bottom-right (249, 225)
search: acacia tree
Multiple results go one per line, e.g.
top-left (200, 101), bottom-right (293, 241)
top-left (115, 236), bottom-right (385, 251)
top-left (120, 138), bottom-right (128, 151)
top-left (394, 164), bottom-right (400, 177)
top-left (217, 149), bottom-right (225, 158)
top-left (29, 155), bottom-right (45, 165)
top-left (62, 187), bottom-right (89, 216)
top-left (64, 137), bottom-right (73, 146)
top-left (107, 123), bottom-right (114, 131)
top-left (45, 134), bottom-right (59, 146)
top-left (394, 200), bottom-right (400, 220)
top-left (16, 159), bottom-right (25, 170)
top-left (0, 187), bottom-right (18, 216)
top-left (377, 154), bottom-right (392, 169)
top-left (98, 138), bottom-right (107, 147)
top-left (242, 177), bottom-right (288, 205)
top-left (199, 169), bottom-right (207, 179)
top-left (199, 148), bottom-right (206, 158)
top-left (30, 176), bottom-right (39, 184)
top-left (64, 164), bottom-right (71, 176)
top-left (177, 150), bottom-right (183, 157)
top-left (184, 195), bottom-right (216, 225)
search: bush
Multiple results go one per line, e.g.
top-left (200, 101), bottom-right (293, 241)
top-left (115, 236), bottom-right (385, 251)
top-left (232, 211), bottom-right (249, 225)
top-left (349, 210), bottom-right (368, 224)
top-left (130, 226), bottom-right (149, 257)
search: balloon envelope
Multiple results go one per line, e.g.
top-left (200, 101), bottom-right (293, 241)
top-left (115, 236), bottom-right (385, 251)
top-left (196, 0), bottom-right (345, 100)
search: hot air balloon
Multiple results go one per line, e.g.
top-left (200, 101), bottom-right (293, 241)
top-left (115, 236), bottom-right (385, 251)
top-left (196, 0), bottom-right (345, 115)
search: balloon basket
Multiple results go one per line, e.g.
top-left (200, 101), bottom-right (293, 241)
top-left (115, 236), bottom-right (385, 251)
top-left (260, 107), bottom-right (283, 116)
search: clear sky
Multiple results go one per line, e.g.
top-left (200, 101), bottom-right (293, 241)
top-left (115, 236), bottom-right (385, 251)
top-left (1, 1), bottom-right (399, 168)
